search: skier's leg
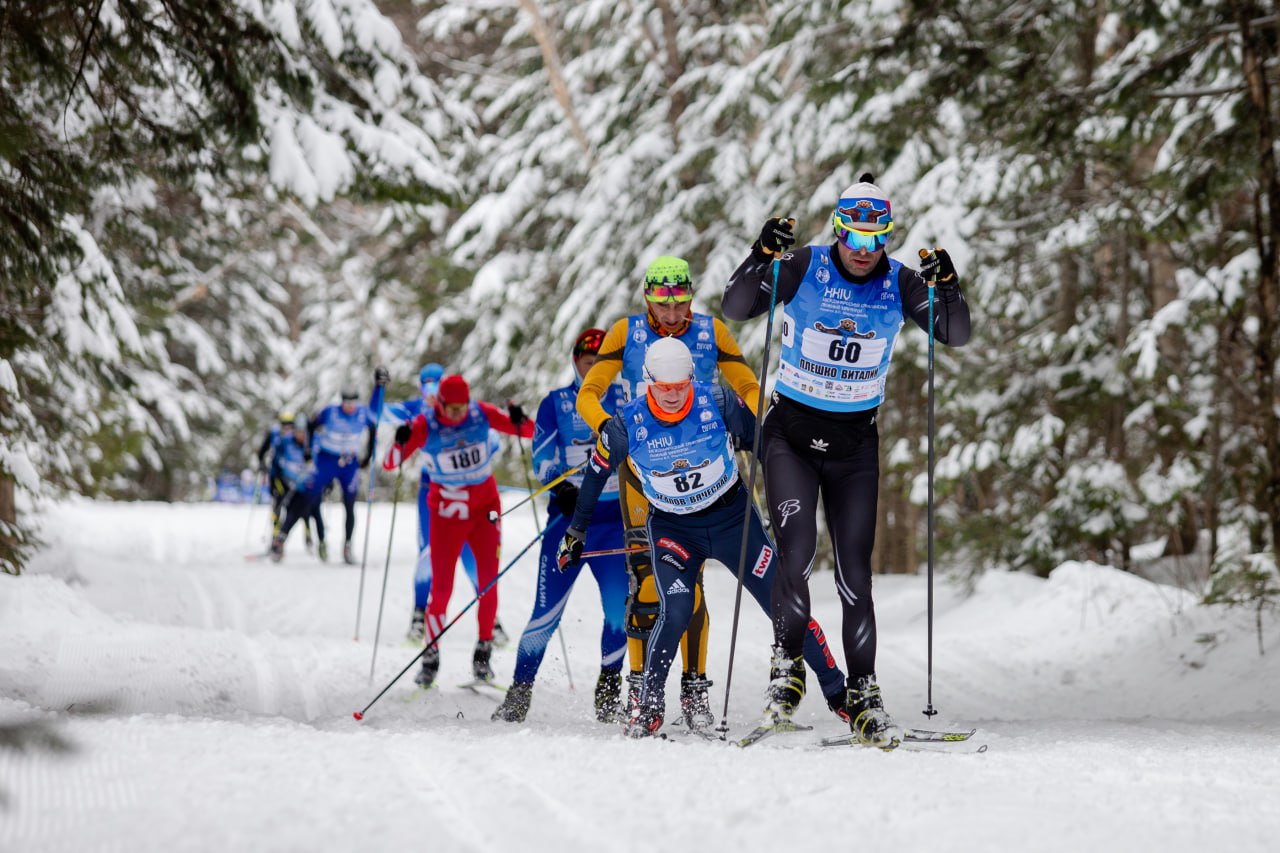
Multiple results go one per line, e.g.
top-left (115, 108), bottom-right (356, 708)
top-left (636, 516), bottom-right (704, 727)
top-left (467, 498), bottom-right (503, 643)
top-left (584, 500), bottom-right (628, 671)
top-left (414, 482), bottom-right (433, 610)
top-left (761, 425), bottom-right (823, 658)
top-left (510, 513), bottom-right (579, 683)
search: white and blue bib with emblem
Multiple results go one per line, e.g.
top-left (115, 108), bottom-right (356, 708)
top-left (622, 383), bottom-right (738, 513)
top-left (777, 246), bottom-right (905, 412)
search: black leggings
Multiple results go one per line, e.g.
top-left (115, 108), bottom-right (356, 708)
top-left (763, 399), bottom-right (880, 678)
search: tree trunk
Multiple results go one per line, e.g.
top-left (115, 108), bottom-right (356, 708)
top-left (0, 474), bottom-right (18, 575)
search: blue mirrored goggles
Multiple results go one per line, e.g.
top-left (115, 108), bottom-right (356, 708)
top-left (420, 380), bottom-right (439, 398)
top-left (834, 221), bottom-right (893, 253)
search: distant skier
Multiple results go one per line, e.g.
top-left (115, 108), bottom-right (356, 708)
top-left (272, 370), bottom-right (386, 564)
top-left (383, 374), bottom-right (533, 689)
top-left (492, 329), bottom-right (629, 724)
top-left (257, 412), bottom-right (318, 554)
top-left (558, 337), bottom-right (843, 738)
top-left (722, 174), bottom-right (971, 745)
top-left (264, 412), bottom-right (326, 558)
top-left (381, 363), bottom-right (507, 644)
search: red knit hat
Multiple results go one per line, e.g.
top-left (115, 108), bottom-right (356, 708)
top-left (437, 374), bottom-right (470, 406)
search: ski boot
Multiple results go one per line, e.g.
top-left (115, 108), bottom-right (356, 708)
top-left (624, 671), bottom-right (644, 719)
top-left (472, 640), bottom-right (495, 682)
top-left (623, 702), bottom-right (664, 739)
top-left (491, 682), bottom-right (534, 723)
top-left (269, 536), bottom-right (284, 563)
top-left (415, 645), bottom-right (440, 690)
top-left (826, 687), bottom-right (851, 724)
top-left (593, 669), bottom-right (623, 723)
top-left (342, 541), bottom-right (356, 565)
top-left (846, 674), bottom-right (902, 748)
top-left (492, 620), bottom-right (510, 648)
top-left (406, 609), bottom-right (425, 643)
top-left (316, 540), bottom-right (328, 562)
top-left (679, 673), bottom-right (715, 732)
top-left (764, 646), bottom-right (806, 722)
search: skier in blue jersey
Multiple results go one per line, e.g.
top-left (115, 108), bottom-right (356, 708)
top-left (722, 174), bottom-right (972, 746)
top-left (257, 412), bottom-right (318, 553)
top-left (271, 369), bottom-right (387, 564)
top-left (557, 337), bottom-right (844, 738)
top-left (381, 363), bottom-right (505, 644)
top-left (492, 329), bottom-right (630, 725)
top-left (266, 414), bottom-right (326, 556)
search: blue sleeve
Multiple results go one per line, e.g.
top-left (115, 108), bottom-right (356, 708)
top-left (569, 416), bottom-right (628, 532)
top-left (714, 386), bottom-right (757, 451)
top-left (381, 397), bottom-right (421, 424)
top-left (531, 393), bottom-right (563, 485)
top-left (366, 386), bottom-right (385, 425)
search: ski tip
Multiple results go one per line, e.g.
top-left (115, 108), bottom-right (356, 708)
top-left (352, 711), bottom-right (363, 721)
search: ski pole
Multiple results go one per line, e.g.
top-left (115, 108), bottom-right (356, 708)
top-left (718, 235), bottom-right (787, 741)
top-left (579, 546), bottom-right (646, 560)
top-left (515, 432), bottom-right (575, 692)
top-left (354, 521), bottom-right (551, 720)
top-left (244, 473), bottom-right (265, 546)
top-left (368, 466), bottom-right (405, 684)
top-left (354, 394), bottom-right (386, 642)
top-left (921, 250), bottom-right (939, 719)
top-left (487, 465), bottom-right (582, 523)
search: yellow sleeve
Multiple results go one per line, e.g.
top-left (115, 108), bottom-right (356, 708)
top-left (576, 317), bottom-right (630, 433)
top-left (714, 317), bottom-right (760, 414)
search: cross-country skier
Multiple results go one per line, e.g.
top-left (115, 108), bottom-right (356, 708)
top-left (256, 412), bottom-right (317, 553)
top-left (383, 374), bottom-right (533, 689)
top-left (558, 337), bottom-right (844, 738)
top-left (271, 370), bottom-right (386, 563)
top-left (721, 174), bottom-right (972, 746)
top-left (265, 413), bottom-right (326, 557)
top-left (577, 257), bottom-right (846, 729)
top-left (492, 329), bottom-right (629, 724)
top-left (381, 363), bottom-right (507, 645)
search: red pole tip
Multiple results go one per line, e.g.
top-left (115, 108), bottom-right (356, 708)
top-left (353, 711), bottom-right (363, 721)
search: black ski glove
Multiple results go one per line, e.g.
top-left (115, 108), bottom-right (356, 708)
top-left (508, 402), bottom-right (527, 429)
top-left (556, 527), bottom-right (586, 572)
top-left (755, 217), bottom-right (797, 257)
top-left (552, 482), bottom-right (580, 516)
top-left (918, 248), bottom-right (957, 289)
top-left (373, 365), bottom-right (390, 387)
top-left (394, 424), bottom-right (412, 445)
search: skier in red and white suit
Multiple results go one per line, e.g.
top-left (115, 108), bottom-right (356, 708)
top-left (384, 374), bottom-right (533, 689)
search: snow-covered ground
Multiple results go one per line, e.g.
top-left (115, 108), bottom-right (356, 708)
top-left (2, 497), bottom-right (1278, 853)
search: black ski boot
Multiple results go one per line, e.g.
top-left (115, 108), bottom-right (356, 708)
top-left (406, 609), bottom-right (425, 643)
top-left (594, 669), bottom-right (623, 723)
top-left (472, 640), bottom-right (495, 682)
top-left (680, 673), bottom-right (715, 732)
top-left (764, 646), bottom-right (805, 721)
top-left (826, 687), bottom-right (851, 724)
top-left (846, 674), bottom-right (901, 747)
top-left (623, 702), bottom-right (664, 739)
top-left (492, 682), bottom-right (534, 723)
top-left (316, 540), bottom-right (328, 562)
top-left (415, 645), bottom-right (440, 689)
top-left (492, 621), bottom-right (510, 648)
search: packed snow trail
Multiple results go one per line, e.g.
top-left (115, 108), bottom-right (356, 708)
top-left (2, 499), bottom-right (1278, 853)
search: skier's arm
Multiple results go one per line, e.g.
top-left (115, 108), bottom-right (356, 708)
top-left (711, 317), bottom-right (760, 413)
top-left (575, 317), bottom-right (629, 433)
top-left (256, 431), bottom-right (273, 471)
top-left (721, 245), bottom-right (811, 321)
top-left (383, 413), bottom-right (429, 470)
top-left (899, 258), bottom-right (971, 347)
top-left (568, 417), bottom-right (629, 533)
top-left (531, 393), bottom-right (564, 485)
top-left (477, 401), bottom-right (534, 439)
top-left (713, 386), bottom-right (758, 452)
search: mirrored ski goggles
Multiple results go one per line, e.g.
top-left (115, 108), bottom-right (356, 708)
top-left (649, 378), bottom-right (692, 394)
top-left (420, 380), bottom-right (439, 397)
top-left (834, 221), bottom-right (893, 253)
top-left (644, 281), bottom-right (694, 304)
